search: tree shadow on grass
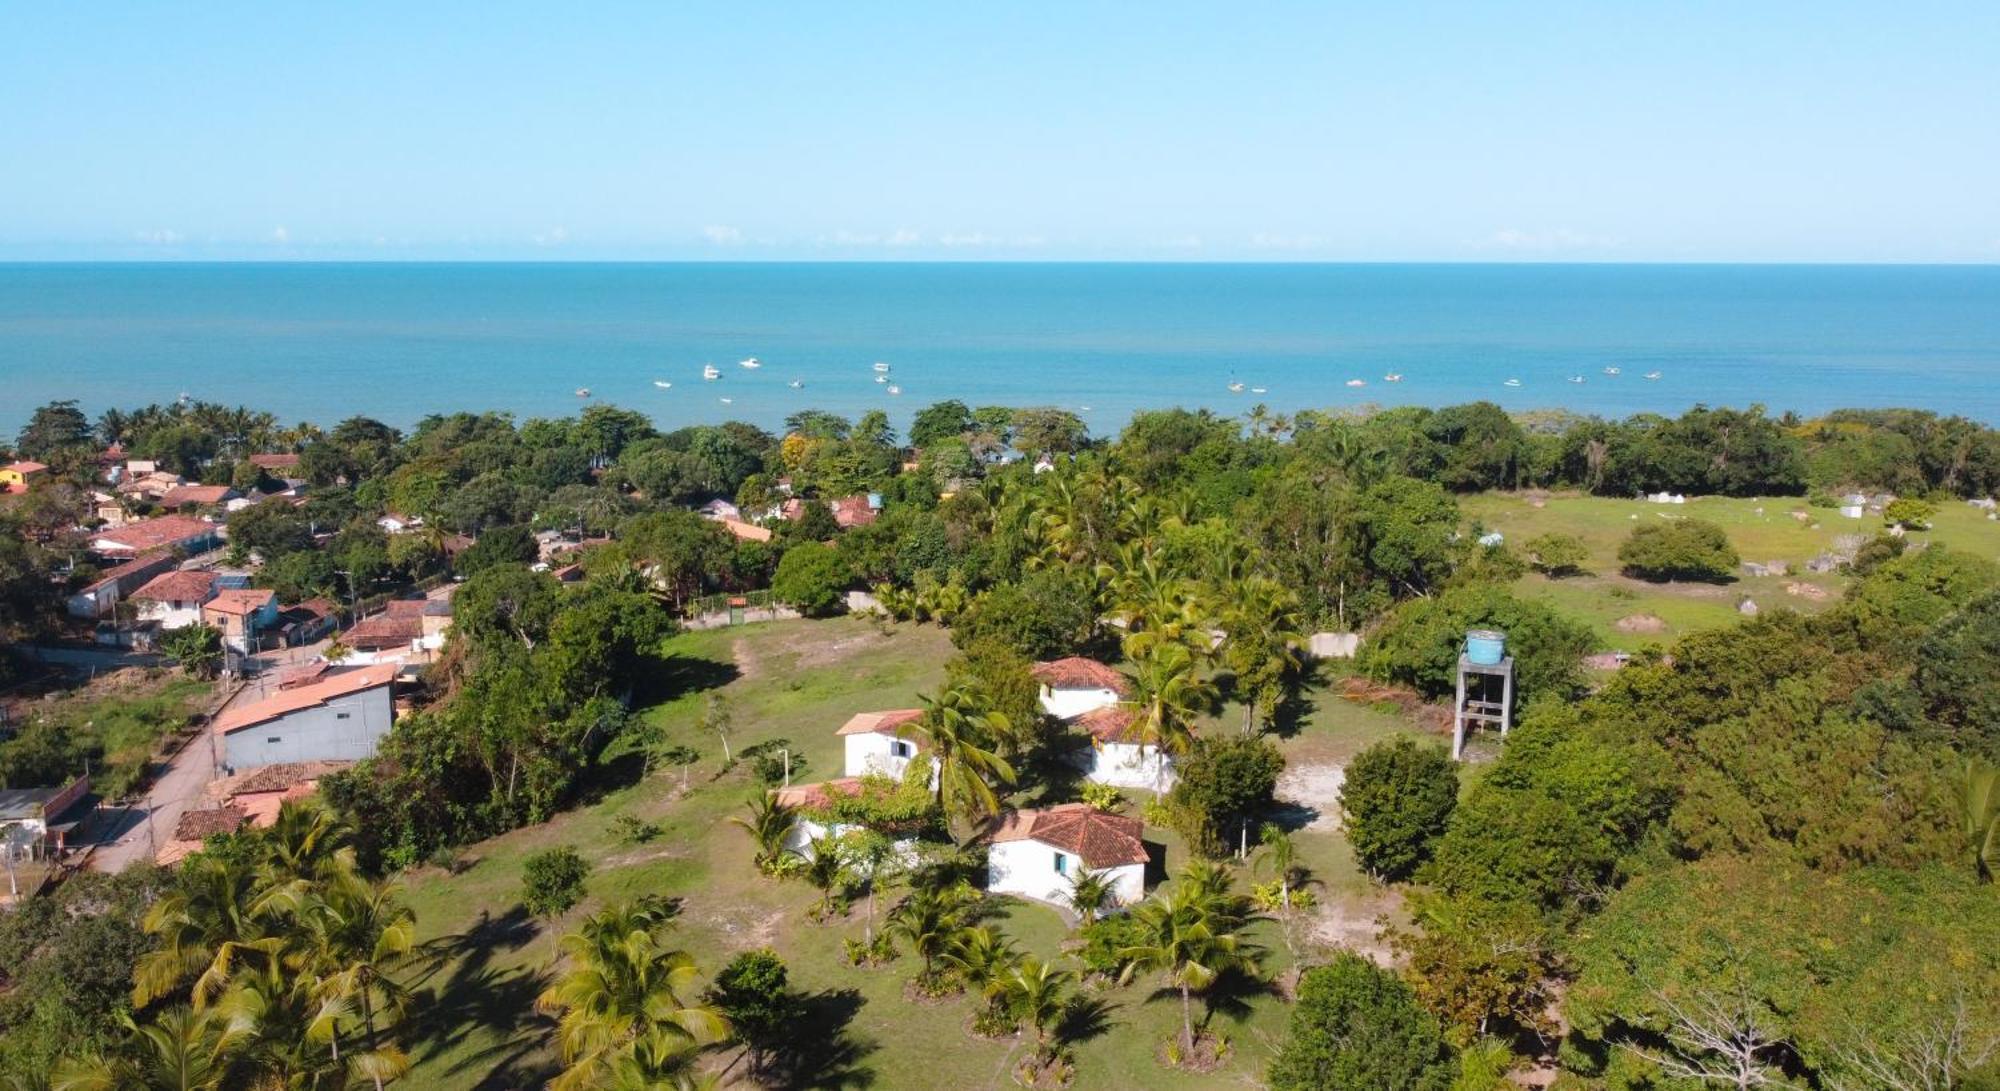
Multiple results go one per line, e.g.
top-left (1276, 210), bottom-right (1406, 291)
top-left (638, 651), bottom-right (741, 706)
top-left (1200, 966), bottom-right (1280, 1032)
top-left (764, 986), bottom-right (879, 1090)
top-left (402, 906), bottom-right (558, 1089)
top-left (1265, 683), bottom-right (1322, 741)
top-left (1055, 994), bottom-right (1119, 1052)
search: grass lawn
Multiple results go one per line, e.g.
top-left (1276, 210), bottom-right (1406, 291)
top-left (394, 617), bottom-right (1432, 1090)
top-left (1461, 492), bottom-right (2000, 651)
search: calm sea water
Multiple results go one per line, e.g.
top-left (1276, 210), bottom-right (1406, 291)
top-left (3, 263), bottom-right (1999, 436)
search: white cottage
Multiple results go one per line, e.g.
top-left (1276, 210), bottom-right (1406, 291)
top-left (836, 709), bottom-right (929, 780)
top-left (773, 777), bottom-right (869, 858)
top-left (1031, 657), bottom-right (1131, 721)
top-left (130, 570), bottom-right (219, 630)
top-left (982, 804), bottom-right (1149, 910)
top-left (1074, 705), bottom-right (1179, 790)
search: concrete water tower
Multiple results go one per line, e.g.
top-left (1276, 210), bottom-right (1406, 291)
top-left (1452, 628), bottom-right (1515, 760)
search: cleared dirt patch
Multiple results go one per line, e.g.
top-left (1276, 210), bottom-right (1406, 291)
top-left (1276, 763), bottom-right (1346, 831)
top-left (1614, 612), bottom-right (1668, 633)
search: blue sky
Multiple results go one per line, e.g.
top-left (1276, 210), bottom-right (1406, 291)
top-left (2, 3), bottom-right (1995, 262)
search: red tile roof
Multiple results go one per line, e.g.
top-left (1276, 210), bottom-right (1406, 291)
top-left (830, 496), bottom-right (879, 528)
top-left (81, 550), bottom-right (176, 593)
top-left (131, 569), bottom-right (218, 603)
top-left (1032, 657), bottom-right (1132, 694)
top-left (835, 709), bottom-right (926, 737)
top-left (983, 804), bottom-right (1148, 868)
top-left (773, 777), bottom-right (865, 810)
top-left (720, 518), bottom-right (772, 542)
top-left (247, 453), bottom-right (300, 470)
top-left (204, 588), bottom-right (275, 616)
top-left (345, 613), bottom-right (421, 649)
top-left (159, 484), bottom-right (236, 507)
top-left (211, 663), bottom-right (397, 736)
top-left (94, 515), bottom-right (217, 554)
top-left (3, 460), bottom-right (48, 475)
top-left (175, 806), bottom-right (248, 841)
top-left (1075, 705), bottom-right (1145, 744)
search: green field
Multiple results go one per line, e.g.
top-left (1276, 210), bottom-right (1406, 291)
top-left (1461, 492), bottom-right (2000, 652)
top-left (394, 617), bottom-right (1425, 1090)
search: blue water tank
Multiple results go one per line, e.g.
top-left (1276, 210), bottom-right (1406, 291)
top-left (1465, 629), bottom-right (1507, 665)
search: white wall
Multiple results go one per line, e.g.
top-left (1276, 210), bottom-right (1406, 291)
top-left (1038, 685), bottom-right (1122, 721)
top-left (843, 733), bottom-right (920, 779)
top-left (987, 839), bottom-right (1145, 909)
top-left (1082, 742), bottom-right (1177, 790)
top-left (136, 601), bottom-right (206, 630)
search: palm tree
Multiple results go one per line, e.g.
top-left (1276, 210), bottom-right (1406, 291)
top-left (1253, 824), bottom-right (1303, 910)
top-left (1118, 867), bottom-right (1265, 1056)
top-left (800, 841), bottom-right (851, 919)
top-left (1062, 867), bottom-right (1119, 925)
top-left (536, 899), bottom-right (729, 1091)
top-left (842, 829), bottom-right (901, 944)
top-left (51, 1008), bottom-right (241, 1091)
top-left (261, 799), bottom-right (355, 885)
top-left (1220, 577), bottom-right (1307, 732)
top-left (730, 794), bottom-right (797, 874)
top-left (905, 687), bottom-right (1016, 834)
top-left (298, 872), bottom-right (416, 1090)
top-left (132, 853), bottom-right (287, 1009)
top-left (213, 958), bottom-right (408, 1091)
top-left (887, 885), bottom-right (974, 987)
top-left (1122, 641), bottom-right (1218, 787)
top-left (998, 958), bottom-right (1075, 1065)
top-left (943, 924), bottom-right (1021, 1009)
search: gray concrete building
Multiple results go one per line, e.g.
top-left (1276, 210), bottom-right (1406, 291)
top-left (212, 663), bottom-right (397, 771)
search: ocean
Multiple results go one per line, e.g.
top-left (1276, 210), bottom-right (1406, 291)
top-left (3, 262), bottom-right (1999, 436)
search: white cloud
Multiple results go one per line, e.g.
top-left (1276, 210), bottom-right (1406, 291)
top-left (701, 224), bottom-right (743, 245)
top-left (1159, 235), bottom-right (1204, 250)
top-left (938, 232), bottom-right (1048, 249)
top-left (532, 227), bottom-right (570, 246)
top-left (1479, 227), bottom-right (1622, 252)
top-left (886, 228), bottom-right (921, 247)
top-left (270, 226), bottom-right (290, 244)
top-left (135, 229), bottom-right (182, 245)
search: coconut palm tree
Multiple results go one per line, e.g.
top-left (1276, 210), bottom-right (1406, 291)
top-left (905, 687), bottom-right (1016, 834)
top-left (1220, 577), bottom-right (1307, 732)
top-left (132, 853), bottom-right (288, 1009)
top-left (51, 1007), bottom-right (242, 1091)
top-left (943, 924), bottom-right (1022, 1008)
top-left (298, 872), bottom-right (416, 1090)
top-left (998, 958), bottom-right (1075, 1065)
top-left (887, 885), bottom-right (975, 988)
top-left (730, 794), bottom-right (797, 874)
top-left (536, 899), bottom-right (729, 1091)
top-left (1117, 867), bottom-right (1265, 1056)
top-left (261, 799), bottom-right (355, 886)
top-left (1121, 642), bottom-right (1218, 785)
top-left (800, 842), bottom-right (851, 919)
top-left (1062, 868), bottom-right (1119, 925)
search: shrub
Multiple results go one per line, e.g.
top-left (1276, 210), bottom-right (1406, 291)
top-left (772, 543), bottom-right (849, 616)
top-left (1267, 953), bottom-right (1454, 1091)
top-left (1340, 737), bottom-right (1459, 881)
top-left (613, 814), bottom-right (663, 844)
top-left (1167, 736), bottom-right (1286, 858)
top-left (1079, 782), bottom-right (1125, 812)
top-left (738, 738), bottom-right (806, 786)
top-left (1252, 880), bottom-right (1317, 912)
top-left (1077, 913), bottom-right (1148, 976)
top-left (950, 568), bottom-right (1098, 659)
top-left (521, 846), bottom-right (590, 916)
top-left (1616, 519), bottom-right (1739, 581)
top-left (1522, 532), bottom-right (1587, 577)
top-left (1883, 497), bottom-right (1936, 529)
top-left (1360, 583), bottom-right (1593, 704)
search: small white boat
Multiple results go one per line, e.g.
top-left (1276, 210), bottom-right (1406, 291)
top-left (875, 374), bottom-right (889, 384)
top-left (873, 361), bottom-right (891, 373)
top-left (1250, 387), bottom-right (1268, 394)
top-left (1383, 373), bottom-right (1403, 383)
top-left (652, 380), bottom-right (673, 389)
top-left (1504, 378), bottom-right (1522, 388)
top-left (1227, 381), bottom-right (1245, 393)
top-left (719, 397), bottom-right (733, 404)
top-left (788, 379), bottom-right (804, 389)
top-left (574, 387), bottom-right (591, 398)
top-left (1346, 379), bottom-right (1367, 388)
top-left (1644, 370), bottom-right (1663, 380)
top-left (1602, 366), bottom-right (1621, 376)
top-left (702, 365), bottom-right (721, 381)
top-left (887, 385), bottom-right (902, 396)
top-left (739, 357), bottom-right (761, 369)
top-left (1568, 375), bottom-right (1587, 384)
top-left (1078, 405), bottom-right (1093, 412)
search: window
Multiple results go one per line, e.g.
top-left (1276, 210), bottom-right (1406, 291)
top-left (267, 737), bottom-right (281, 744)
top-left (1053, 853), bottom-right (1068, 875)
top-left (891, 741), bottom-right (912, 759)
top-left (335, 712), bottom-right (350, 720)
